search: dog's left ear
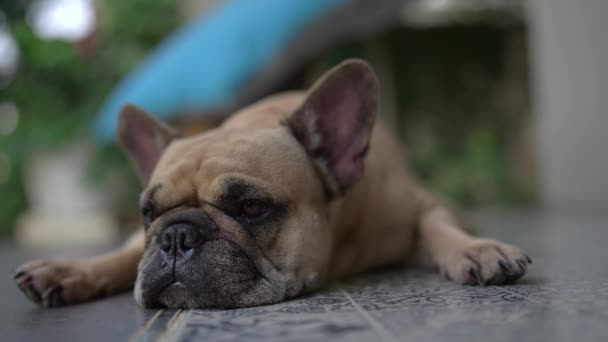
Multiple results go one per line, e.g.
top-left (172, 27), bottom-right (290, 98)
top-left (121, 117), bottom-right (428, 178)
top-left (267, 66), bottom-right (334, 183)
top-left (287, 59), bottom-right (379, 199)
top-left (117, 104), bottom-right (180, 184)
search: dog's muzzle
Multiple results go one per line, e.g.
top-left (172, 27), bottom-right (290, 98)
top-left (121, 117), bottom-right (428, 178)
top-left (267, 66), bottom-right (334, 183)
top-left (137, 208), bottom-right (263, 308)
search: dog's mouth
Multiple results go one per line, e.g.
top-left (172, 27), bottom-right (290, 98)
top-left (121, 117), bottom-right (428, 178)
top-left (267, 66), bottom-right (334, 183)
top-left (137, 239), bottom-right (261, 309)
top-left (157, 282), bottom-right (191, 308)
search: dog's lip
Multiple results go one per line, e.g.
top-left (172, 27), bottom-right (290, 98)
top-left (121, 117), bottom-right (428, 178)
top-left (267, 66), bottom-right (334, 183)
top-left (167, 281), bottom-right (185, 288)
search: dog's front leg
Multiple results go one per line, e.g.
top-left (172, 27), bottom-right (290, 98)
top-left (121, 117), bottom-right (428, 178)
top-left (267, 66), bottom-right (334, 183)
top-left (418, 204), bottom-right (531, 285)
top-left (13, 230), bottom-right (144, 307)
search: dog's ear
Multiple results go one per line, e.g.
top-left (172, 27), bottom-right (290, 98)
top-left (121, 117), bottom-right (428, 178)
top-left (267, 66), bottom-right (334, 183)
top-left (287, 59), bottom-right (379, 199)
top-left (117, 104), bottom-right (180, 184)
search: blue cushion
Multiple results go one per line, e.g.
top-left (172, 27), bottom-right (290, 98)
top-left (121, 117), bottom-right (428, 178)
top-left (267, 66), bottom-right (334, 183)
top-left (94, 0), bottom-right (345, 141)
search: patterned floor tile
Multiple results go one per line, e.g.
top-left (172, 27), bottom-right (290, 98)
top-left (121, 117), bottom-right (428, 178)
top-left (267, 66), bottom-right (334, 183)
top-left (3, 210), bottom-right (608, 342)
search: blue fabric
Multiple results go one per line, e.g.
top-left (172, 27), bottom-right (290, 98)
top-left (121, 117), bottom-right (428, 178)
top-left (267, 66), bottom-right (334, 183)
top-left (94, 0), bottom-right (345, 141)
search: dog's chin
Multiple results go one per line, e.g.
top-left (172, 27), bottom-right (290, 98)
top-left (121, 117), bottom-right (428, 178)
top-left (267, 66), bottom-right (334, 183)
top-left (137, 240), bottom-right (269, 309)
top-left (157, 282), bottom-right (195, 308)
top-left (154, 277), bottom-right (259, 309)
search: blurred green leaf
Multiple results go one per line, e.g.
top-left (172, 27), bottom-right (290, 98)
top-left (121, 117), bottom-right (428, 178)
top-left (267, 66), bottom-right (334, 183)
top-left (0, 0), bottom-right (178, 233)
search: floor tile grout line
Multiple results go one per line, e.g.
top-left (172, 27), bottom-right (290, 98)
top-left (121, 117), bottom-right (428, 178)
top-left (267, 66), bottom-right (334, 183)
top-left (128, 309), bottom-right (164, 342)
top-left (341, 289), bottom-right (398, 342)
top-left (166, 309), bottom-right (184, 330)
top-left (158, 309), bottom-right (191, 342)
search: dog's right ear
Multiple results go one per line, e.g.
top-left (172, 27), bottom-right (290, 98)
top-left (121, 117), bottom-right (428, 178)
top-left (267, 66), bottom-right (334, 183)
top-left (117, 104), bottom-right (180, 184)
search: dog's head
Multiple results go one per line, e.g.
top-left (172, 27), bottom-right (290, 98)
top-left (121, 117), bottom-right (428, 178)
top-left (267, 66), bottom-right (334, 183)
top-left (117, 60), bottom-right (379, 308)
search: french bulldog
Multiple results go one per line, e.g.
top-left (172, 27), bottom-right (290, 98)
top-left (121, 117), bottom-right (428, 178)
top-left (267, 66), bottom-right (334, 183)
top-left (14, 59), bottom-right (530, 308)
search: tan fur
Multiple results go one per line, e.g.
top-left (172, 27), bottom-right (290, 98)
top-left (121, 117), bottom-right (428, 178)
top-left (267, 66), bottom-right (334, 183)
top-left (14, 65), bottom-right (530, 308)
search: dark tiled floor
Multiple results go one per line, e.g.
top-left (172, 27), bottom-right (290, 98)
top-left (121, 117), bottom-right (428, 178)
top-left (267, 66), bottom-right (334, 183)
top-left (1, 209), bottom-right (607, 341)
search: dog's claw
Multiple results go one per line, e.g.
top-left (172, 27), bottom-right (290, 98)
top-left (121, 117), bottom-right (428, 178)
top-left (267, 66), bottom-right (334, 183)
top-left (42, 285), bottom-right (65, 308)
top-left (468, 268), bottom-right (484, 286)
top-left (26, 284), bottom-right (42, 303)
top-left (12, 270), bottom-right (25, 279)
top-left (498, 260), bottom-right (513, 274)
top-left (525, 255), bottom-right (532, 264)
top-left (15, 272), bottom-right (40, 303)
top-left (16, 273), bottom-right (32, 285)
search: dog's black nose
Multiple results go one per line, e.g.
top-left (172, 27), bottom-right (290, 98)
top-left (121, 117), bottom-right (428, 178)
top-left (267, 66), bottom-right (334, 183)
top-left (159, 224), bottom-right (203, 255)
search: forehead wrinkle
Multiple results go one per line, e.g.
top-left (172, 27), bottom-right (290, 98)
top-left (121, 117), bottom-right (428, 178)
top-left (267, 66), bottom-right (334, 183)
top-left (195, 139), bottom-right (307, 203)
top-left (207, 172), bottom-right (288, 204)
top-left (198, 156), bottom-right (246, 178)
top-left (140, 184), bottom-right (162, 208)
top-left (157, 126), bottom-right (317, 207)
top-left (151, 162), bottom-right (200, 210)
top-left (194, 156), bottom-right (248, 202)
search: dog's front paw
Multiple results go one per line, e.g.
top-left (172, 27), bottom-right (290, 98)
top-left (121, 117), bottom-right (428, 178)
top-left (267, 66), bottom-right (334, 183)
top-left (440, 239), bottom-right (531, 286)
top-left (13, 259), bottom-right (104, 307)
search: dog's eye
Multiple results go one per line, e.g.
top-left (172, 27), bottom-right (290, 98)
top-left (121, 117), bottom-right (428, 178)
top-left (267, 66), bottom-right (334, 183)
top-left (239, 199), bottom-right (268, 221)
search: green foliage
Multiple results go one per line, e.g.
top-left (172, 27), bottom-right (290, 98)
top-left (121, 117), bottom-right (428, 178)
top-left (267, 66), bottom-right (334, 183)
top-left (0, 4), bottom-right (534, 234)
top-left (314, 26), bottom-right (535, 207)
top-left (391, 26), bottom-right (534, 206)
top-left (0, 0), bottom-right (178, 232)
